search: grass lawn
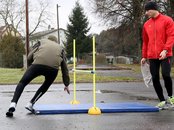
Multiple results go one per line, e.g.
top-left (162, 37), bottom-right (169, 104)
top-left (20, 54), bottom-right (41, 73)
top-left (1, 64), bottom-right (173, 85)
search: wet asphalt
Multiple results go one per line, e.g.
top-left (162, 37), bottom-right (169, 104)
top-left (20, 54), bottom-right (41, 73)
top-left (1, 81), bottom-right (174, 130)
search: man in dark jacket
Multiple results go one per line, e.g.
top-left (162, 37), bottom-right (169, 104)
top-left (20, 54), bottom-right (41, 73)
top-left (6, 37), bottom-right (70, 117)
top-left (141, 1), bottom-right (174, 109)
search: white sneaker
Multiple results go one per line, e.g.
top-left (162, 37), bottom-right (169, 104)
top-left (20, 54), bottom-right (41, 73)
top-left (9, 102), bottom-right (16, 112)
top-left (156, 101), bottom-right (169, 110)
top-left (9, 102), bottom-right (16, 109)
top-left (25, 102), bottom-right (35, 113)
top-left (6, 102), bottom-right (16, 117)
top-left (166, 97), bottom-right (174, 109)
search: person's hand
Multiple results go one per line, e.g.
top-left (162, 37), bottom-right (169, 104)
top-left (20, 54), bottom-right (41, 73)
top-left (64, 86), bottom-right (70, 94)
top-left (141, 58), bottom-right (146, 65)
top-left (159, 50), bottom-right (167, 60)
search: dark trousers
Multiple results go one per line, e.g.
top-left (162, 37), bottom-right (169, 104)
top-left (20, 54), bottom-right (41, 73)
top-left (11, 64), bottom-right (58, 104)
top-left (149, 57), bottom-right (173, 101)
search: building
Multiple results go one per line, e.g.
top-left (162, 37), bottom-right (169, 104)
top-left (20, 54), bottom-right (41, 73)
top-left (0, 25), bottom-right (21, 39)
top-left (29, 28), bottom-right (67, 47)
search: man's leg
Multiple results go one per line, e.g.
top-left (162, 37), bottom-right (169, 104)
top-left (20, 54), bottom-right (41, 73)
top-left (6, 65), bottom-right (40, 117)
top-left (11, 65), bottom-right (39, 103)
top-left (25, 66), bottom-right (58, 111)
top-left (161, 57), bottom-right (173, 97)
top-left (149, 59), bottom-right (165, 101)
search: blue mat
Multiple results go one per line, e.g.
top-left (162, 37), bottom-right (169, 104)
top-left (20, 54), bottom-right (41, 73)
top-left (33, 102), bottom-right (159, 115)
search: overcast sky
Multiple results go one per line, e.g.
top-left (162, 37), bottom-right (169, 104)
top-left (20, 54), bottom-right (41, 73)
top-left (0, 0), bottom-right (107, 34)
top-left (39, 0), bottom-right (107, 34)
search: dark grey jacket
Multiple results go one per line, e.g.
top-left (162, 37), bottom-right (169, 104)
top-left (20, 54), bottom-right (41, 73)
top-left (27, 39), bottom-right (70, 86)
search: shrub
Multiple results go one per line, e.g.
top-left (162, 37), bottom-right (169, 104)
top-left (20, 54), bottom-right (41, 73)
top-left (0, 34), bottom-right (25, 68)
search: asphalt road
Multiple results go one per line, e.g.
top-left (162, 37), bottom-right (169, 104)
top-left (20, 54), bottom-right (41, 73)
top-left (1, 82), bottom-right (174, 130)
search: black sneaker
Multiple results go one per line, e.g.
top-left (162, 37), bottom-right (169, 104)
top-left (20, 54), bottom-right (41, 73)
top-left (6, 107), bottom-right (15, 117)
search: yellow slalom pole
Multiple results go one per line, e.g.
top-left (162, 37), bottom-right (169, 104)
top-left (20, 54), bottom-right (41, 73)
top-left (93, 36), bottom-right (96, 108)
top-left (88, 36), bottom-right (101, 115)
top-left (70, 39), bottom-right (80, 104)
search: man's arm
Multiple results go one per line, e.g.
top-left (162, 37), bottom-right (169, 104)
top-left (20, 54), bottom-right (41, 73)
top-left (60, 50), bottom-right (70, 94)
top-left (61, 59), bottom-right (70, 86)
top-left (164, 18), bottom-right (174, 51)
top-left (141, 26), bottom-right (148, 64)
top-left (142, 26), bottom-right (149, 59)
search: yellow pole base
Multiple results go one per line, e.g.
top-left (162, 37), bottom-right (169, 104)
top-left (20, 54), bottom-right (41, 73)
top-left (70, 100), bottom-right (80, 104)
top-left (88, 107), bottom-right (101, 115)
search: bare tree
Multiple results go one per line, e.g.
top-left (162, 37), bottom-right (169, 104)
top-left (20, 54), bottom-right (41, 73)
top-left (91, 0), bottom-right (145, 59)
top-left (91, 0), bottom-right (173, 28)
top-left (158, 0), bottom-right (174, 19)
top-left (0, 0), bottom-right (24, 35)
top-left (0, 0), bottom-right (50, 36)
top-left (91, 0), bottom-right (173, 59)
top-left (90, 0), bottom-right (145, 27)
top-left (28, 0), bottom-right (50, 35)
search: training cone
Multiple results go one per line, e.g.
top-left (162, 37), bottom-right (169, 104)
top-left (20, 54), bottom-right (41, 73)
top-left (70, 100), bottom-right (80, 104)
top-left (88, 107), bottom-right (101, 115)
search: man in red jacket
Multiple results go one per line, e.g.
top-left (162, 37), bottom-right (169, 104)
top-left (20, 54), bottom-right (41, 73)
top-left (141, 1), bottom-right (174, 109)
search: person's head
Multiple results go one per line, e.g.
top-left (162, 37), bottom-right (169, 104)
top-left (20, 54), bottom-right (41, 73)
top-left (144, 1), bottom-right (159, 18)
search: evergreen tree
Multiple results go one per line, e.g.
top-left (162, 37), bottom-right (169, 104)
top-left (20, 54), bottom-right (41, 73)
top-left (0, 34), bottom-right (25, 68)
top-left (66, 1), bottom-right (91, 59)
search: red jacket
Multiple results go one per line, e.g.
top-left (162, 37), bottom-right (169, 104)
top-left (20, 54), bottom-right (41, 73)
top-left (142, 13), bottom-right (174, 59)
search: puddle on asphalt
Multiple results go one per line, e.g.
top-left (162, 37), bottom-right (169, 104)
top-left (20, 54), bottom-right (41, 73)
top-left (77, 90), bottom-right (156, 101)
top-left (1, 90), bottom-right (157, 101)
top-left (1, 89), bottom-right (120, 93)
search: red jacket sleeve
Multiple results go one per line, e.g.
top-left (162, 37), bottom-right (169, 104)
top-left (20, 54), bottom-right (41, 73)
top-left (142, 25), bottom-right (149, 58)
top-left (164, 18), bottom-right (174, 51)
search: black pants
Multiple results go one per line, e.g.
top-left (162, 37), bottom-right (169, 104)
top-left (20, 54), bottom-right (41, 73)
top-left (11, 64), bottom-right (58, 104)
top-left (149, 57), bottom-right (173, 101)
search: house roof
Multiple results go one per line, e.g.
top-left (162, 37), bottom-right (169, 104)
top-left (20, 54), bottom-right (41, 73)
top-left (0, 25), bottom-right (22, 38)
top-left (0, 26), bottom-right (6, 37)
top-left (30, 28), bottom-right (67, 40)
